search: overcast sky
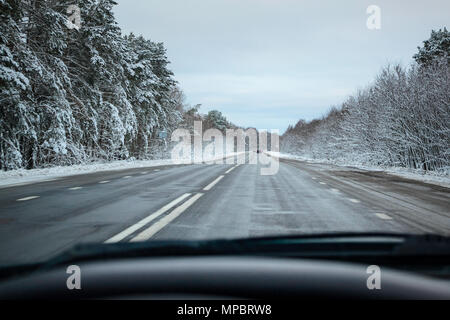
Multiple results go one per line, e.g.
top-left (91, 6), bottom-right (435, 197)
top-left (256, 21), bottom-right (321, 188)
top-left (114, 0), bottom-right (449, 132)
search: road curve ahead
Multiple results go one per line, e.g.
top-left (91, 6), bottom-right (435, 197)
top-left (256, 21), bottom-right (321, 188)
top-left (0, 154), bottom-right (449, 265)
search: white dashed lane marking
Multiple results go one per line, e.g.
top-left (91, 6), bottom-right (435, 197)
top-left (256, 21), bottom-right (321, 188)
top-left (104, 193), bottom-right (192, 244)
top-left (376, 213), bottom-right (393, 220)
top-left (16, 196), bottom-right (40, 202)
top-left (130, 193), bottom-right (204, 242)
top-left (140, 172), bottom-right (148, 175)
top-left (68, 187), bottom-right (83, 190)
top-left (348, 198), bottom-right (361, 203)
top-left (123, 176), bottom-right (132, 179)
top-left (106, 170), bottom-right (228, 243)
top-left (99, 181), bottom-right (110, 184)
top-left (225, 165), bottom-right (238, 174)
top-left (203, 175), bottom-right (225, 191)
top-left (319, 182), bottom-right (326, 185)
top-left (330, 188), bottom-right (340, 193)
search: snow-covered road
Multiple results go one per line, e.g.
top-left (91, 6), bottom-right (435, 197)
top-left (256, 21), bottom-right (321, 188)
top-left (0, 154), bottom-right (449, 265)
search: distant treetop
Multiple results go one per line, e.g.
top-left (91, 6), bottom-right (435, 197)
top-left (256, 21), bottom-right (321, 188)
top-left (413, 28), bottom-right (449, 67)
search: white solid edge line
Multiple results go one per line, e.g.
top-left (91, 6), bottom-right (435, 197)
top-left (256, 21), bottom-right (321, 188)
top-left (131, 193), bottom-right (204, 242)
top-left (16, 196), bottom-right (40, 202)
top-left (376, 213), bottom-right (393, 220)
top-left (203, 175), bottom-right (224, 191)
top-left (104, 193), bottom-right (192, 244)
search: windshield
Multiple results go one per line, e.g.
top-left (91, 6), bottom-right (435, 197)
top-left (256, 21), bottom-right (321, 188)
top-left (0, 0), bottom-right (449, 267)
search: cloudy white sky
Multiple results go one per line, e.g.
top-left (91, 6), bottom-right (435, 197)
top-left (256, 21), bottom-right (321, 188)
top-left (114, 0), bottom-right (449, 132)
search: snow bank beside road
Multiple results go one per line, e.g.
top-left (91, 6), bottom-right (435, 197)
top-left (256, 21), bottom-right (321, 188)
top-left (269, 152), bottom-right (450, 189)
top-left (0, 159), bottom-right (174, 188)
top-left (0, 152), bottom-right (245, 188)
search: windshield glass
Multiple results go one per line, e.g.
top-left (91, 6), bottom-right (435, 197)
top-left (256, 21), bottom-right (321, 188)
top-left (0, 0), bottom-right (449, 267)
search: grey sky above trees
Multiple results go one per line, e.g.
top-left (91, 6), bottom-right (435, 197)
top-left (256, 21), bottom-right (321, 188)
top-left (114, 0), bottom-right (450, 132)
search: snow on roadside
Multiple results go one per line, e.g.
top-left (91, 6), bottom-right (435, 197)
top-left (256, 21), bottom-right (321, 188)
top-left (269, 152), bottom-right (450, 189)
top-left (0, 159), bottom-right (174, 188)
top-left (0, 152), bottom-right (245, 188)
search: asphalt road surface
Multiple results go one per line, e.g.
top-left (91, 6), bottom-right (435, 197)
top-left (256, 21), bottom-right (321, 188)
top-left (0, 153), bottom-right (449, 265)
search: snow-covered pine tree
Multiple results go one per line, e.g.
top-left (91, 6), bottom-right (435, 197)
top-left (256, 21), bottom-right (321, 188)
top-left (0, 0), bottom-right (184, 170)
top-left (0, 0), bottom-right (35, 170)
top-left (413, 28), bottom-right (449, 67)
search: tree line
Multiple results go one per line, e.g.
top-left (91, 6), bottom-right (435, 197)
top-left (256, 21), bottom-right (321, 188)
top-left (0, 0), bottom-right (236, 170)
top-left (281, 29), bottom-right (449, 172)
